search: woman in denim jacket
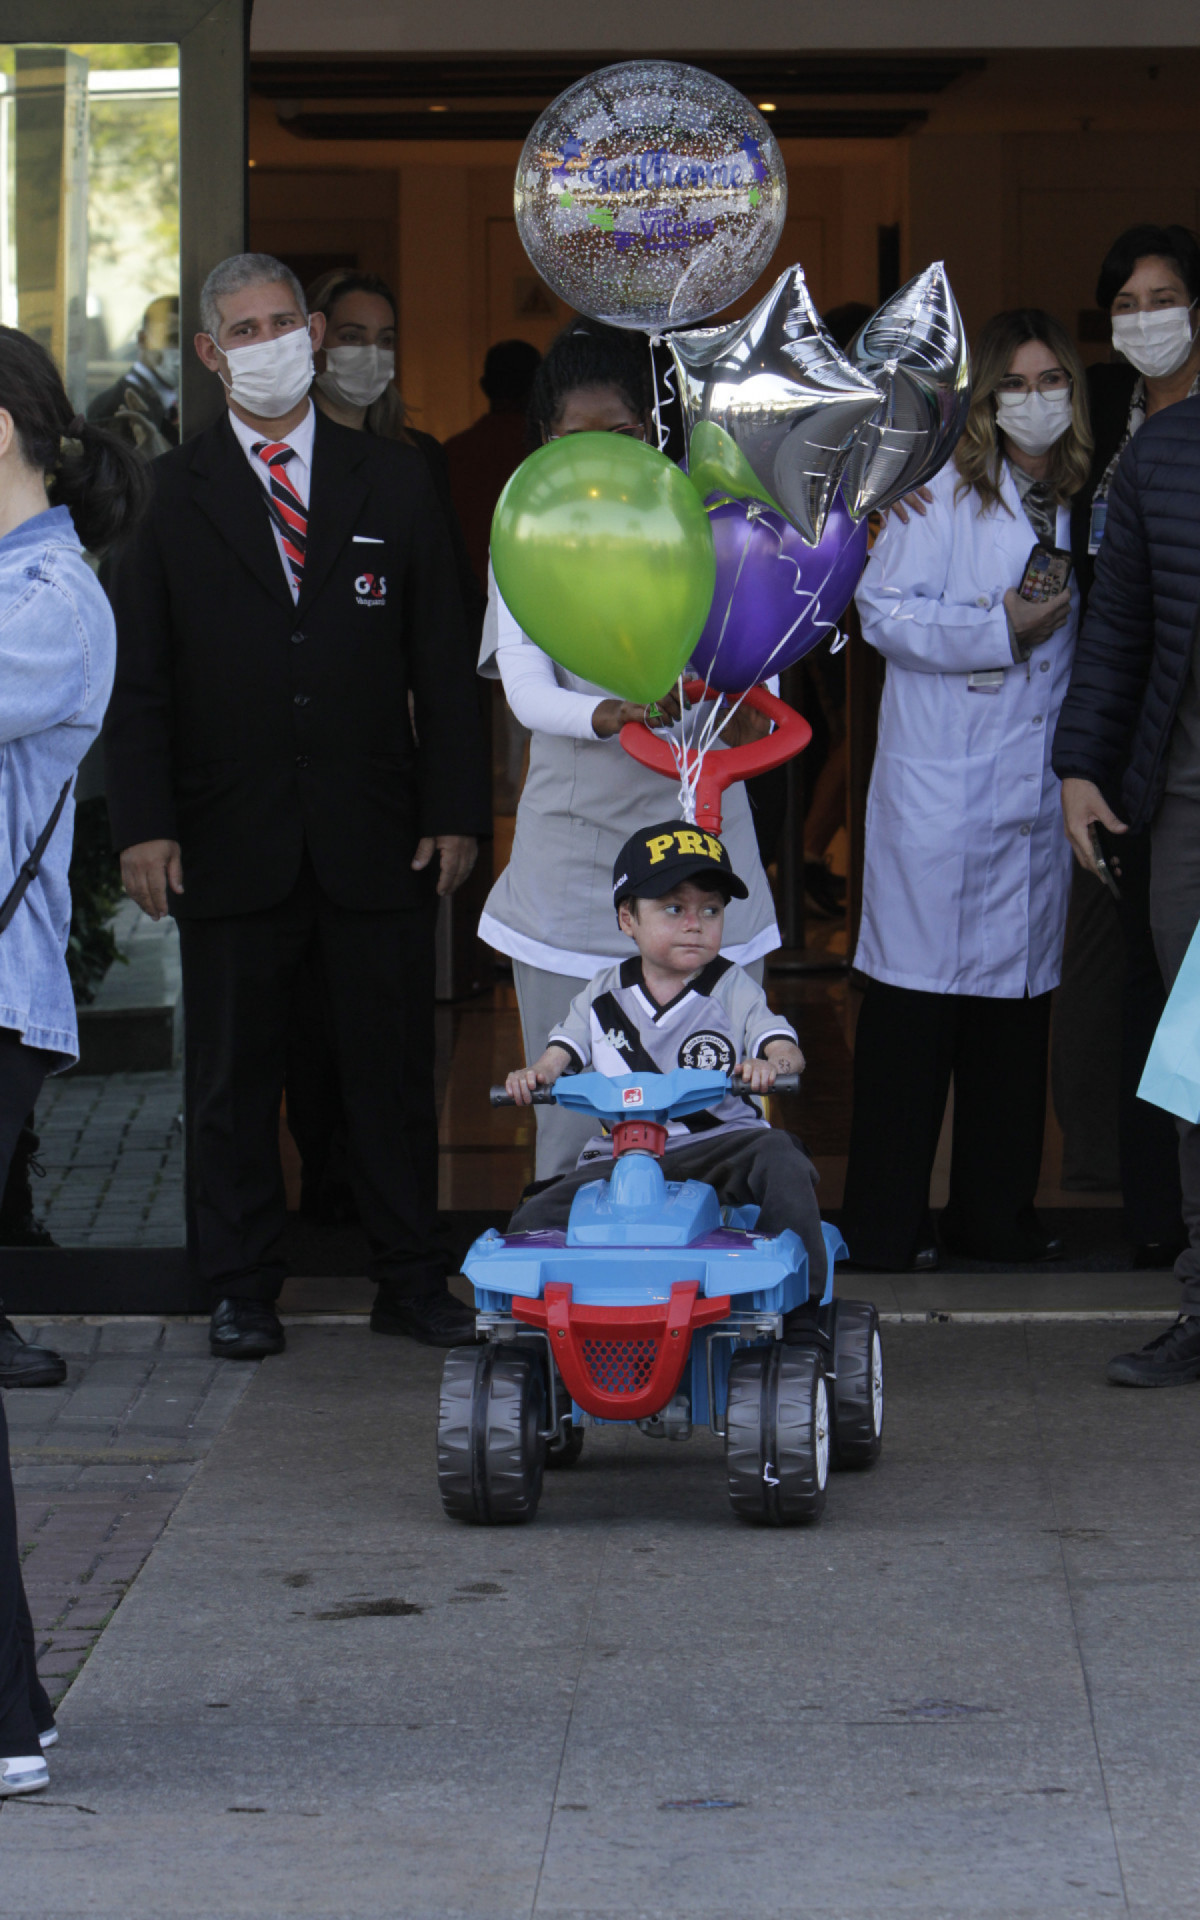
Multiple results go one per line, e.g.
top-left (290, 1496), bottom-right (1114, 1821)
top-left (0, 327), bottom-right (145, 1795)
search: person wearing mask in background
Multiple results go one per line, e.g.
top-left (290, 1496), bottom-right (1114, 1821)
top-left (479, 318), bottom-right (782, 1181)
top-left (841, 309), bottom-right (1091, 1272)
top-left (87, 293), bottom-right (180, 453)
top-left (444, 339), bottom-right (543, 598)
top-left (104, 253), bottom-right (489, 1360)
top-left (1052, 248), bottom-right (1200, 1384)
top-left (0, 326), bottom-right (147, 1793)
top-left (1051, 226), bottom-right (1200, 1264)
top-left (307, 268), bottom-right (481, 633)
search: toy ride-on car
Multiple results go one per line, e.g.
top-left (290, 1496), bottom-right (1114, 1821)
top-left (436, 1068), bottom-right (883, 1527)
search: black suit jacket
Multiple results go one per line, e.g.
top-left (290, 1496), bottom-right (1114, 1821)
top-left (103, 408), bottom-right (490, 918)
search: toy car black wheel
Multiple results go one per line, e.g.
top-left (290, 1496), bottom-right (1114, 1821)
top-left (725, 1344), bottom-right (829, 1527)
top-left (828, 1300), bottom-right (884, 1469)
top-left (545, 1417), bottom-right (584, 1469)
top-left (437, 1342), bottom-right (546, 1524)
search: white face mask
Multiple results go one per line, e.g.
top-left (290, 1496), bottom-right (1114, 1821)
top-left (994, 388), bottom-right (1073, 456)
top-left (212, 323), bottom-right (315, 418)
top-left (1111, 303), bottom-right (1197, 380)
top-left (316, 344), bottom-right (395, 410)
top-left (151, 345), bottom-right (180, 389)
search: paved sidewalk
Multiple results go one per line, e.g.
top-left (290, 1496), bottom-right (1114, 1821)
top-left (7, 1322), bottom-right (254, 1700)
top-left (2, 1316), bottom-right (1197, 1917)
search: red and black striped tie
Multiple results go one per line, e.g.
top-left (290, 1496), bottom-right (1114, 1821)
top-left (252, 439), bottom-right (307, 592)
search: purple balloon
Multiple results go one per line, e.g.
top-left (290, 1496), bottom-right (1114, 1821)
top-left (690, 492), bottom-right (869, 691)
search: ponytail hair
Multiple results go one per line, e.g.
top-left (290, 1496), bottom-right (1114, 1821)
top-left (0, 325), bottom-right (150, 550)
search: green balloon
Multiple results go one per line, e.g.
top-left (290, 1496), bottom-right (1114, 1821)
top-left (686, 418), bottom-right (778, 513)
top-left (491, 433), bottom-right (716, 704)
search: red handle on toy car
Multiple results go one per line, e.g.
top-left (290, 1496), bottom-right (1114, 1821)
top-left (619, 680), bottom-right (812, 835)
top-left (514, 1278), bottom-right (730, 1422)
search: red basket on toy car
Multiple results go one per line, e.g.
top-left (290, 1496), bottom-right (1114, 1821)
top-left (513, 1279), bottom-right (730, 1421)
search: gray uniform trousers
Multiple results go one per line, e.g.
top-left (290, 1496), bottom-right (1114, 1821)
top-left (514, 957), bottom-right (768, 1182)
top-left (509, 1123), bottom-right (828, 1298)
top-left (1149, 794), bottom-right (1200, 1309)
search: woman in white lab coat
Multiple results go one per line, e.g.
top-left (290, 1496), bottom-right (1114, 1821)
top-left (841, 308), bottom-right (1093, 1269)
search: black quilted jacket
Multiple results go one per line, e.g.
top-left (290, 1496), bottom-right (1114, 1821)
top-left (1052, 392), bottom-right (1200, 830)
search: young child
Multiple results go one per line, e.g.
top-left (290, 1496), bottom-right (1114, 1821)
top-left (505, 822), bottom-right (827, 1298)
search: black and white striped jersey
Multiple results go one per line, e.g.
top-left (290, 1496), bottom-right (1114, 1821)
top-left (548, 954), bottom-right (798, 1162)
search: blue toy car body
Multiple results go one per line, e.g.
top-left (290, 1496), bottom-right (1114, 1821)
top-left (437, 1069), bottom-right (881, 1527)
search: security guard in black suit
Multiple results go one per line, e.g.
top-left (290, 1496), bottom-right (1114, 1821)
top-left (104, 254), bottom-right (489, 1358)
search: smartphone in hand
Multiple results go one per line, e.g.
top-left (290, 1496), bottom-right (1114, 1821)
top-left (1019, 543), bottom-right (1073, 603)
top-left (1089, 822), bottom-right (1122, 900)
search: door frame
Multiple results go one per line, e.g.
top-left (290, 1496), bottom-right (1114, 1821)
top-left (0, 0), bottom-right (248, 1309)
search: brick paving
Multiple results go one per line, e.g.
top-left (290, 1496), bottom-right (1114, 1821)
top-left (6, 1321), bottom-right (254, 1702)
top-left (32, 1070), bottom-right (185, 1249)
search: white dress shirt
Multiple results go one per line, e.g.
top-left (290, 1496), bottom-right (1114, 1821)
top-left (228, 402), bottom-right (315, 602)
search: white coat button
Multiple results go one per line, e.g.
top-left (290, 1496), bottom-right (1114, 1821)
top-left (975, 596), bottom-right (989, 608)
top-left (1039, 659), bottom-right (1050, 672)
top-left (1020, 824), bottom-right (1032, 836)
top-left (1032, 715), bottom-right (1043, 725)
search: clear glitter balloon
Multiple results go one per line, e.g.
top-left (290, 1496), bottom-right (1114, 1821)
top-left (839, 262), bottom-right (972, 517)
top-left (515, 61), bottom-right (787, 332)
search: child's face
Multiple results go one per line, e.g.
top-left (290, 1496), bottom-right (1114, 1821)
top-left (618, 881), bottom-right (726, 978)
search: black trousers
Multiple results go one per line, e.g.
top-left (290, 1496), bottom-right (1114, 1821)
top-left (0, 1028), bottom-right (55, 1758)
top-left (1115, 831), bottom-right (1185, 1246)
top-left (841, 981), bottom-right (1053, 1267)
top-left (178, 857), bottom-right (441, 1306)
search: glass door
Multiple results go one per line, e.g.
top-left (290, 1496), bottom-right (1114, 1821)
top-left (0, 2), bottom-right (246, 1310)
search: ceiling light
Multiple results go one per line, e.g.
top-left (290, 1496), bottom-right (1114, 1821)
top-left (429, 103), bottom-right (448, 112)
top-left (758, 102), bottom-right (777, 112)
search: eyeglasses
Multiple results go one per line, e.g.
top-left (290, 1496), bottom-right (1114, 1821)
top-left (993, 370), bottom-right (1072, 396)
top-left (544, 423), bottom-right (647, 441)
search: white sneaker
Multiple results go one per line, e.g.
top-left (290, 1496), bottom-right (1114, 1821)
top-left (0, 1754), bottom-right (49, 1796)
top-left (39, 1726), bottom-right (58, 1750)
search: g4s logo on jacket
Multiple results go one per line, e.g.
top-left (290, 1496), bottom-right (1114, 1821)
top-left (354, 572), bottom-right (387, 606)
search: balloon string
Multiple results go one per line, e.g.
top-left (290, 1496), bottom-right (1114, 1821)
top-left (647, 334), bottom-right (673, 455)
top-left (693, 523), bottom-right (853, 765)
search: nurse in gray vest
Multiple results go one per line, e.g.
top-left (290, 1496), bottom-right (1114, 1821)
top-left (478, 321), bottom-right (781, 1178)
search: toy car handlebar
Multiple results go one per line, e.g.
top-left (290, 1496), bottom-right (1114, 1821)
top-left (490, 1072), bottom-right (800, 1107)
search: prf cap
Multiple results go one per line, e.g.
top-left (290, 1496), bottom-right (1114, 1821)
top-left (612, 822), bottom-right (749, 910)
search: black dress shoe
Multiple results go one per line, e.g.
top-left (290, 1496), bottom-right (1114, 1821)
top-left (1024, 1234), bottom-right (1067, 1262)
top-left (209, 1298), bottom-right (285, 1360)
top-left (1132, 1239), bottom-right (1188, 1271)
top-left (0, 1317), bottom-right (66, 1389)
top-left (370, 1285), bottom-right (478, 1347)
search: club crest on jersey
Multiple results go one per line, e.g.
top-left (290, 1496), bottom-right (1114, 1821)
top-left (602, 1027), bottom-right (632, 1054)
top-left (354, 572), bottom-right (387, 606)
top-left (679, 1030), bottom-right (734, 1073)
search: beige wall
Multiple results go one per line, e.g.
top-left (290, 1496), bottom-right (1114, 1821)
top-left (248, 99), bottom-right (904, 441)
top-left (248, 48), bottom-right (1200, 435)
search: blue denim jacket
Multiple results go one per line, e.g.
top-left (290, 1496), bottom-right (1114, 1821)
top-left (0, 506), bottom-right (116, 1066)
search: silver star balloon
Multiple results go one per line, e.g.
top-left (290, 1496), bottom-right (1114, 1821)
top-left (839, 262), bottom-right (971, 518)
top-left (667, 264), bottom-right (883, 546)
